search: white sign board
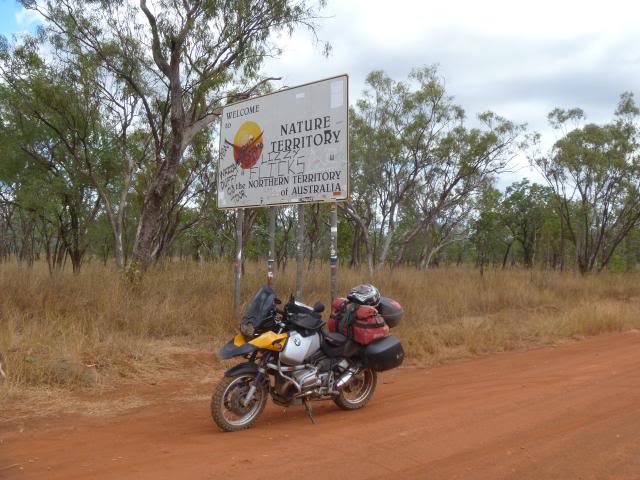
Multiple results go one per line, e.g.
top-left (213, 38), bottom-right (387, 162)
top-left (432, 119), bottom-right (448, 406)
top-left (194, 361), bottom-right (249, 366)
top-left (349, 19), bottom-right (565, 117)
top-left (217, 75), bottom-right (348, 209)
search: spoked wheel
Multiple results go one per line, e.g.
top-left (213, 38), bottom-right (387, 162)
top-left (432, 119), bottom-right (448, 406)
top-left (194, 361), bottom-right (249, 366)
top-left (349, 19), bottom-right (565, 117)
top-left (334, 368), bottom-right (377, 410)
top-left (211, 373), bottom-right (267, 432)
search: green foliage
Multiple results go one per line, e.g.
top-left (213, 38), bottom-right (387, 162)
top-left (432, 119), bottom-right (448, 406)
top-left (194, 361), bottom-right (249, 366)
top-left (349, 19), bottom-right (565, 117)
top-left (533, 93), bottom-right (640, 273)
top-left (1, 4), bottom-right (640, 275)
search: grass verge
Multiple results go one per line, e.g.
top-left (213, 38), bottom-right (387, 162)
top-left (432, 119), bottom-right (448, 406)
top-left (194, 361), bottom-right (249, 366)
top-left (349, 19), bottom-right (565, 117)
top-left (1, 261), bottom-right (640, 402)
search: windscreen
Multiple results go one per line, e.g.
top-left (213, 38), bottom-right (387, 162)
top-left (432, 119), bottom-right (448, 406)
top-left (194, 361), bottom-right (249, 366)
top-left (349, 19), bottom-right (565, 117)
top-left (242, 286), bottom-right (276, 327)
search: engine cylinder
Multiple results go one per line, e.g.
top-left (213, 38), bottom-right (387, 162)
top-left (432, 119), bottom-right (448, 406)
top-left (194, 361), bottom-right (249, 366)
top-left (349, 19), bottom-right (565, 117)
top-left (293, 368), bottom-right (321, 390)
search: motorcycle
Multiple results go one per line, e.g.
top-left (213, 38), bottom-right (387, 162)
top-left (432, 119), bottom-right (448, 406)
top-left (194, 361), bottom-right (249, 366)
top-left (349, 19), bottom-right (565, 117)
top-left (211, 286), bottom-right (404, 432)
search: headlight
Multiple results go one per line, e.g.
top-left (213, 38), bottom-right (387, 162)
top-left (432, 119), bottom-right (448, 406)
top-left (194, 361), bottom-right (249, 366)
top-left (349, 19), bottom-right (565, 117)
top-left (240, 323), bottom-right (255, 337)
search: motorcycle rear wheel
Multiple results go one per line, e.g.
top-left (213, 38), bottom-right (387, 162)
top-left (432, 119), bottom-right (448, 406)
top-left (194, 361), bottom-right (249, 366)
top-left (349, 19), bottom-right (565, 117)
top-left (333, 368), bottom-right (377, 410)
top-left (211, 373), bottom-right (268, 432)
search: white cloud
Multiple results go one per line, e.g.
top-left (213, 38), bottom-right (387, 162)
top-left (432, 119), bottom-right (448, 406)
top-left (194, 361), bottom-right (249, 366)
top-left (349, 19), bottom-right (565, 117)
top-left (262, 0), bottom-right (640, 188)
top-left (15, 6), bottom-right (43, 27)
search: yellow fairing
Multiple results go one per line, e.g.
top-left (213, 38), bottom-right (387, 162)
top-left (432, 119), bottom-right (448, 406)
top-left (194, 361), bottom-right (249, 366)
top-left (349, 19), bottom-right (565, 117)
top-left (233, 334), bottom-right (246, 346)
top-left (248, 331), bottom-right (289, 351)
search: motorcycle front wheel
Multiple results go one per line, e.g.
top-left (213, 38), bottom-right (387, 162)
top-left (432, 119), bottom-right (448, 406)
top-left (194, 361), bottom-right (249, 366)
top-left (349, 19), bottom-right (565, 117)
top-left (334, 368), bottom-right (377, 410)
top-left (211, 372), bottom-right (268, 432)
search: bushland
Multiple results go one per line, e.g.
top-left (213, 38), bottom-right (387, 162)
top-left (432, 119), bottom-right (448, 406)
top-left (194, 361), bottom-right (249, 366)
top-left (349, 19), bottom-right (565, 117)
top-left (2, 260), bottom-right (639, 399)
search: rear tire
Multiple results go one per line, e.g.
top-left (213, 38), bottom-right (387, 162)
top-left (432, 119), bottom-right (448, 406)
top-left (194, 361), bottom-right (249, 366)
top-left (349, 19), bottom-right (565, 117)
top-left (211, 373), bottom-right (267, 432)
top-left (334, 368), bottom-right (377, 410)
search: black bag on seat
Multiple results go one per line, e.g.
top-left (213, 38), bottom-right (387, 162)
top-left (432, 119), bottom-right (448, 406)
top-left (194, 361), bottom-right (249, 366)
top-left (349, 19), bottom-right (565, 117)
top-left (289, 313), bottom-right (325, 331)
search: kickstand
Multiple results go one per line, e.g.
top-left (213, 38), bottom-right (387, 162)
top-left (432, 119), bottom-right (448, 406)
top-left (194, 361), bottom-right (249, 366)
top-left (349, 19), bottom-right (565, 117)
top-left (303, 398), bottom-right (316, 425)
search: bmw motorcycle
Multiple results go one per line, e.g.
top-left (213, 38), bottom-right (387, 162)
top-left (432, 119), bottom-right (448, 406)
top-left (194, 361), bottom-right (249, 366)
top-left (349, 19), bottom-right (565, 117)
top-left (211, 286), bottom-right (404, 432)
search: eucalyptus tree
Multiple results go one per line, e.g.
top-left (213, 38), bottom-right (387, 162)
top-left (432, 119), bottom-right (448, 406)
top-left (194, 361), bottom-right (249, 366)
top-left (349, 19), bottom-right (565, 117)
top-left (500, 179), bottom-right (553, 267)
top-left (532, 93), bottom-right (640, 273)
top-left (469, 184), bottom-right (504, 273)
top-left (148, 128), bottom-right (217, 262)
top-left (0, 42), bottom-right (108, 273)
top-left (416, 201), bottom-right (471, 270)
top-left (24, 0), bottom-right (328, 275)
top-left (347, 68), bottom-right (524, 272)
top-left (342, 107), bottom-right (377, 274)
top-left (85, 70), bottom-right (145, 269)
top-left (389, 112), bottom-right (524, 270)
top-left (346, 67), bottom-right (462, 273)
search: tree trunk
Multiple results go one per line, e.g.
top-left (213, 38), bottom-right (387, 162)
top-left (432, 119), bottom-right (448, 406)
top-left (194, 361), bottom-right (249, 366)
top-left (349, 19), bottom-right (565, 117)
top-left (114, 233), bottom-right (124, 269)
top-left (350, 228), bottom-right (361, 269)
top-left (365, 242), bottom-right (374, 277)
top-left (501, 242), bottom-right (512, 269)
top-left (376, 222), bottom-right (395, 272)
top-left (128, 16), bottom-right (187, 277)
top-left (342, 202), bottom-right (374, 276)
top-left (418, 224), bottom-right (437, 271)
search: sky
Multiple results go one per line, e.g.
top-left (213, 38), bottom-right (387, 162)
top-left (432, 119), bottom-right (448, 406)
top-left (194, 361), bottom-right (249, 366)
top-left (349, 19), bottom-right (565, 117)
top-left (0, 0), bottom-right (39, 36)
top-left (263, 0), bottom-right (640, 187)
top-left (2, 0), bottom-right (639, 188)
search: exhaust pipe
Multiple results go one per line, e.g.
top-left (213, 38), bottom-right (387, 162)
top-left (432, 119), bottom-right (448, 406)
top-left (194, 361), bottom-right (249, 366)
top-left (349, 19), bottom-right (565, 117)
top-left (335, 369), bottom-right (356, 389)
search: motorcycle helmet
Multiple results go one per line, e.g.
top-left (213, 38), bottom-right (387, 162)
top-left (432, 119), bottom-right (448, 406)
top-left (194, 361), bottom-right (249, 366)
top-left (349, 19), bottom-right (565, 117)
top-left (347, 284), bottom-right (380, 306)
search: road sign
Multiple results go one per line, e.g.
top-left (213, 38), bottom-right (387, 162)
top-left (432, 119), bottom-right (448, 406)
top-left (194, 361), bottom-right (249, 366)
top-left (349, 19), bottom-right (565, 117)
top-left (217, 75), bottom-right (349, 209)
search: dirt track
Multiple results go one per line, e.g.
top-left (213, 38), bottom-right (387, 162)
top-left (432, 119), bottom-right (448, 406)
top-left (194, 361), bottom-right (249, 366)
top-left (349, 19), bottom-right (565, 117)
top-left (2, 332), bottom-right (640, 479)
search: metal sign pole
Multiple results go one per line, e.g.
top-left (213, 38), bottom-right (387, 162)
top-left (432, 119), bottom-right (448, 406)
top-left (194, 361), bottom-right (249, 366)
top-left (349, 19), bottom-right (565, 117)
top-left (268, 207), bottom-right (276, 287)
top-left (296, 204), bottom-right (305, 299)
top-left (330, 203), bottom-right (338, 301)
top-left (234, 208), bottom-right (244, 317)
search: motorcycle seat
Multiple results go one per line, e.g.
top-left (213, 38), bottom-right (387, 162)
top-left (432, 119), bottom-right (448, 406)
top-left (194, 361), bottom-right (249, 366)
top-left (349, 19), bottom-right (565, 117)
top-left (321, 332), bottom-right (361, 358)
top-left (323, 332), bottom-right (348, 346)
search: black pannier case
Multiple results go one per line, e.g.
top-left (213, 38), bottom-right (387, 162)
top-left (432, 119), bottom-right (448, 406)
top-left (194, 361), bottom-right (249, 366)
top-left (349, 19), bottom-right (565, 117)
top-left (364, 335), bottom-right (404, 372)
top-left (377, 297), bottom-right (404, 328)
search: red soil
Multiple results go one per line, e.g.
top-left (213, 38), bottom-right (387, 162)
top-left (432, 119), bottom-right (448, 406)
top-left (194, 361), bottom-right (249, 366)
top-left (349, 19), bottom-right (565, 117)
top-left (2, 332), bottom-right (640, 479)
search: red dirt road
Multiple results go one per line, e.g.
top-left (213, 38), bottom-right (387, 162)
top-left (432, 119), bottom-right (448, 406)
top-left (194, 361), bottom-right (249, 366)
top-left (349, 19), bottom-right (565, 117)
top-left (2, 332), bottom-right (640, 480)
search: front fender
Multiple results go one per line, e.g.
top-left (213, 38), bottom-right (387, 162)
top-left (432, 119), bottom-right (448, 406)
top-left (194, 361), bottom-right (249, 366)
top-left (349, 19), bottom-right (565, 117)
top-left (224, 362), bottom-right (259, 378)
top-left (218, 338), bottom-right (259, 360)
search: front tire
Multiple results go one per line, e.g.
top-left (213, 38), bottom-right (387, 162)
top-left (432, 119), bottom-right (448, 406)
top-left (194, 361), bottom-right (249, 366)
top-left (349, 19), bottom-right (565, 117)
top-left (211, 373), bottom-right (268, 432)
top-left (334, 368), bottom-right (377, 410)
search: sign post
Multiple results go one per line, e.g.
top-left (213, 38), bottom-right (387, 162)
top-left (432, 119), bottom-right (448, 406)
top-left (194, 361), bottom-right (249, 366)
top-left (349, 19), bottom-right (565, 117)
top-left (267, 207), bottom-right (276, 286)
top-left (330, 203), bottom-right (338, 301)
top-left (234, 208), bottom-right (244, 316)
top-left (217, 75), bottom-right (349, 305)
top-left (296, 204), bottom-right (305, 299)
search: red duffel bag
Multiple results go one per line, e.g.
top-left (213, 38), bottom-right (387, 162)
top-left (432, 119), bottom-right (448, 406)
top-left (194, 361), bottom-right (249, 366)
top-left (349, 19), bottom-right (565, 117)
top-left (328, 299), bottom-right (389, 345)
top-left (352, 305), bottom-right (389, 345)
top-left (328, 297), bottom-right (350, 336)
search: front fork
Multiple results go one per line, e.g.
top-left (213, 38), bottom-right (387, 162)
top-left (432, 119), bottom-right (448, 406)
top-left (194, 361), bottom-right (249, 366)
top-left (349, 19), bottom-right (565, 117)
top-left (241, 352), bottom-right (270, 407)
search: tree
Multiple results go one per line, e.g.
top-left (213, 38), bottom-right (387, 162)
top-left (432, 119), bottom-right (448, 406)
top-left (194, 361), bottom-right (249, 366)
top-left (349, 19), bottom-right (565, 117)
top-left (500, 179), bottom-right (552, 268)
top-left (532, 93), bottom-right (640, 273)
top-left (347, 68), bottom-right (523, 272)
top-left (470, 185), bottom-right (505, 274)
top-left (0, 43), bottom-right (109, 273)
top-left (27, 0), bottom-right (327, 275)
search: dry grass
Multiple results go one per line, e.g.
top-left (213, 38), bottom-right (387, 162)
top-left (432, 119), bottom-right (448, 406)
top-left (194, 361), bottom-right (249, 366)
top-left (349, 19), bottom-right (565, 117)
top-left (2, 260), bottom-right (640, 400)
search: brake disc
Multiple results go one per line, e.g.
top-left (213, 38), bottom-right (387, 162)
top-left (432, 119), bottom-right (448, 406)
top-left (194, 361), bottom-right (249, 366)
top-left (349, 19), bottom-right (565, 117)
top-left (225, 384), bottom-right (252, 416)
